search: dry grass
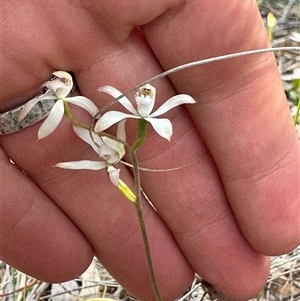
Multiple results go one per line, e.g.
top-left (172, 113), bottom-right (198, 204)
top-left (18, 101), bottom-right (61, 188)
top-left (1, 1), bottom-right (299, 300)
top-left (1, 247), bottom-right (300, 301)
top-left (260, 0), bottom-right (300, 136)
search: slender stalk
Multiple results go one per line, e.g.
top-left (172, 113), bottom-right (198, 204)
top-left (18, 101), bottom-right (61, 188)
top-left (131, 119), bottom-right (148, 152)
top-left (294, 97), bottom-right (300, 126)
top-left (129, 145), bottom-right (163, 301)
top-left (119, 47), bottom-right (300, 102)
top-left (63, 102), bottom-right (89, 129)
top-left (90, 47), bottom-right (300, 123)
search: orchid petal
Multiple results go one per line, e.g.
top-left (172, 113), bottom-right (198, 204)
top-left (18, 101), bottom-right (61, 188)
top-left (116, 119), bottom-right (126, 141)
top-left (38, 100), bottom-right (64, 139)
top-left (102, 136), bottom-right (125, 163)
top-left (150, 94), bottom-right (196, 117)
top-left (18, 94), bottom-right (56, 122)
top-left (65, 96), bottom-right (99, 117)
top-left (72, 125), bottom-right (104, 154)
top-left (56, 85), bottom-right (72, 98)
top-left (95, 111), bottom-right (139, 132)
top-left (98, 143), bottom-right (118, 163)
top-left (107, 165), bottom-right (120, 186)
top-left (73, 125), bottom-right (125, 164)
top-left (145, 117), bottom-right (173, 141)
top-left (55, 160), bottom-right (107, 170)
top-left (98, 85), bottom-right (138, 115)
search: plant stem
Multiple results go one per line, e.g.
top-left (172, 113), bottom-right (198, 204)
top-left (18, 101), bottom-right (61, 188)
top-left (131, 119), bottom-right (148, 152)
top-left (293, 97), bottom-right (300, 126)
top-left (119, 47), bottom-right (300, 99)
top-left (129, 149), bottom-right (163, 301)
top-left (63, 102), bottom-right (88, 129)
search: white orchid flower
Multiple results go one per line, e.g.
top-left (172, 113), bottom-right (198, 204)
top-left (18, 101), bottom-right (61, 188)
top-left (19, 71), bottom-right (99, 139)
top-left (55, 122), bottom-right (126, 186)
top-left (95, 84), bottom-right (196, 141)
top-left (56, 123), bottom-right (136, 202)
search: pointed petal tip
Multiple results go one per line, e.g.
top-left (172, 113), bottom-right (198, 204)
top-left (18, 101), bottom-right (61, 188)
top-left (37, 126), bottom-right (55, 140)
top-left (146, 117), bottom-right (173, 141)
top-left (98, 85), bottom-right (138, 115)
top-left (65, 96), bottom-right (99, 117)
top-left (150, 94), bottom-right (196, 118)
top-left (55, 160), bottom-right (107, 170)
top-left (18, 97), bottom-right (43, 122)
top-left (98, 85), bottom-right (113, 92)
top-left (173, 94), bottom-right (197, 104)
top-left (95, 111), bottom-right (136, 132)
top-left (37, 100), bottom-right (64, 139)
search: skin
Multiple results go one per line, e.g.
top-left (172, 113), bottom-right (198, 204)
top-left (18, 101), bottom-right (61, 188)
top-left (1, 0), bottom-right (299, 300)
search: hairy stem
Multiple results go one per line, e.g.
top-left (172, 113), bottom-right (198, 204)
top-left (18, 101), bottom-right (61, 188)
top-left (129, 149), bottom-right (163, 301)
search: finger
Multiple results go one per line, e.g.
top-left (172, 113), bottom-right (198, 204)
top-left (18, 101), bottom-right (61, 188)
top-left (142, 0), bottom-right (299, 254)
top-left (0, 146), bottom-right (93, 281)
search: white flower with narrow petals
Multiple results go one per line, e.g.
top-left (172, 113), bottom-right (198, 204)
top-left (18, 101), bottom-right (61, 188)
top-left (19, 71), bottom-right (99, 139)
top-left (95, 84), bottom-right (196, 141)
top-left (55, 122), bottom-right (126, 186)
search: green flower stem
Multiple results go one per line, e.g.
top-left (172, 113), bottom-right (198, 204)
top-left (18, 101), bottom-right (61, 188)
top-left (131, 119), bottom-right (148, 152)
top-left (293, 97), bottom-right (300, 126)
top-left (63, 102), bottom-right (94, 130)
top-left (129, 148), bottom-right (163, 301)
top-left (63, 101), bottom-right (73, 120)
top-left (127, 118), bottom-right (163, 301)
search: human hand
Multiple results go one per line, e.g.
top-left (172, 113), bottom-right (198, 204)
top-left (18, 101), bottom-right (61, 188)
top-left (1, 1), bottom-right (299, 301)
